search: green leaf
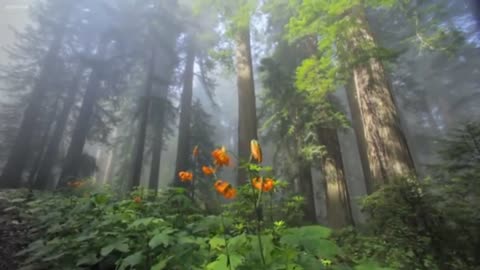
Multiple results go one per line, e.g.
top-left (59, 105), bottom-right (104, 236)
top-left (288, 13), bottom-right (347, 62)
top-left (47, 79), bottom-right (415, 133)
top-left (149, 232), bottom-right (172, 249)
top-left (130, 217), bottom-right (155, 227)
top-left (206, 254), bottom-right (243, 270)
top-left (42, 252), bottom-right (66, 262)
top-left (101, 241), bottom-right (129, 257)
top-left (16, 240), bottom-right (44, 256)
top-left (209, 236), bottom-right (226, 250)
top-left (118, 251), bottom-right (143, 270)
top-left (76, 253), bottom-right (99, 266)
top-left (151, 256), bottom-right (173, 270)
top-left (281, 226), bottom-right (338, 259)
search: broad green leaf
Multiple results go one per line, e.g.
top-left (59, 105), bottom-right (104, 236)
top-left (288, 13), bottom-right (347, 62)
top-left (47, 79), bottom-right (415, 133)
top-left (130, 217), bottom-right (155, 227)
top-left (149, 232), bottom-right (172, 249)
top-left (281, 226), bottom-right (338, 259)
top-left (209, 236), bottom-right (226, 250)
top-left (206, 254), bottom-right (243, 270)
top-left (101, 241), bottom-right (129, 256)
top-left (118, 251), bottom-right (143, 270)
top-left (16, 240), bottom-right (44, 256)
top-left (76, 253), bottom-right (99, 266)
top-left (151, 256), bottom-right (173, 270)
top-left (42, 252), bottom-right (65, 262)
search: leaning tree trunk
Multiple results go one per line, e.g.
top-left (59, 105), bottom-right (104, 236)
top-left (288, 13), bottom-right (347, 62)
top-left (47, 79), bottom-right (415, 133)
top-left (174, 38), bottom-right (196, 187)
top-left (34, 67), bottom-right (83, 189)
top-left (346, 8), bottom-right (415, 192)
top-left (149, 104), bottom-right (166, 192)
top-left (0, 29), bottom-right (65, 188)
top-left (235, 27), bottom-right (258, 185)
top-left (130, 52), bottom-right (155, 189)
top-left (318, 128), bottom-right (354, 228)
top-left (27, 98), bottom-right (60, 187)
top-left (297, 162), bottom-right (317, 224)
top-left (58, 65), bottom-right (103, 186)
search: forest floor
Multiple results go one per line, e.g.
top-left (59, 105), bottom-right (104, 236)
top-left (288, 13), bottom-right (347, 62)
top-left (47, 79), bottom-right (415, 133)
top-left (0, 191), bottom-right (31, 270)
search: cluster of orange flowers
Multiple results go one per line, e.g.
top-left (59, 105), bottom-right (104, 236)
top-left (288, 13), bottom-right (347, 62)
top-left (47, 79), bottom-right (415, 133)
top-left (178, 171), bottom-right (193, 182)
top-left (209, 146), bottom-right (236, 199)
top-left (252, 177), bottom-right (275, 192)
top-left (67, 180), bottom-right (86, 188)
top-left (211, 146), bottom-right (230, 167)
top-left (176, 140), bottom-right (276, 200)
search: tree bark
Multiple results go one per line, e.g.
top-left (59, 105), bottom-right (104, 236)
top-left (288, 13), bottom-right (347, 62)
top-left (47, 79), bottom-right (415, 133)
top-left (34, 67), bottom-right (83, 189)
top-left (149, 105), bottom-right (165, 192)
top-left (297, 163), bottom-right (317, 224)
top-left (58, 65), bottom-right (103, 186)
top-left (0, 28), bottom-right (65, 188)
top-left (174, 37), bottom-right (196, 187)
top-left (27, 98), bottom-right (60, 188)
top-left (235, 28), bottom-right (258, 185)
top-left (346, 8), bottom-right (415, 192)
top-left (318, 128), bottom-right (354, 228)
top-left (130, 52), bottom-right (155, 189)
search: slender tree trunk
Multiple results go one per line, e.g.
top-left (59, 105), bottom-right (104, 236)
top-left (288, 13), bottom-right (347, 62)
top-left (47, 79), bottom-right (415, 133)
top-left (297, 163), bottom-right (317, 224)
top-left (27, 98), bottom-right (60, 187)
top-left (130, 52), bottom-right (155, 189)
top-left (149, 106), bottom-right (165, 191)
top-left (102, 128), bottom-right (117, 185)
top-left (34, 67), bottom-right (83, 189)
top-left (174, 37), bottom-right (196, 186)
top-left (318, 128), bottom-right (354, 228)
top-left (235, 27), bottom-right (258, 185)
top-left (58, 66), bottom-right (103, 186)
top-left (0, 29), bottom-right (65, 188)
top-left (346, 8), bottom-right (415, 192)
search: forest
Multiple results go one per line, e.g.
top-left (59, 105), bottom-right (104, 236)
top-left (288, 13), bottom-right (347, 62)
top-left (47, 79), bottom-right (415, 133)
top-left (0, 0), bottom-right (479, 269)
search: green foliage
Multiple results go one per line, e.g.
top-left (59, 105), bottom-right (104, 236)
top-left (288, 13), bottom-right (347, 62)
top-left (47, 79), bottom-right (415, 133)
top-left (10, 186), bottom-right (389, 270)
top-left (334, 123), bottom-right (480, 270)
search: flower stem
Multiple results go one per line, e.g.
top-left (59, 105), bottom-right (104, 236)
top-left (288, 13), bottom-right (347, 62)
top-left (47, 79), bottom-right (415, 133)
top-left (218, 195), bottom-right (233, 270)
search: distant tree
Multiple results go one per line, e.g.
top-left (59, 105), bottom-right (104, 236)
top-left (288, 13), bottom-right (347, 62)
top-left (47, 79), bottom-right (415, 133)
top-left (197, 0), bottom-right (259, 184)
top-left (174, 36), bottom-right (197, 187)
top-left (0, 0), bottom-right (76, 188)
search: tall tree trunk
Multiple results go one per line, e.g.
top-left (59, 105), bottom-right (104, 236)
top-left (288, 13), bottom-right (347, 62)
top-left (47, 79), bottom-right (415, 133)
top-left (34, 67), bottom-right (83, 189)
top-left (297, 163), bottom-right (317, 224)
top-left (346, 8), bottom-right (415, 192)
top-left (58, 66), bottom-right (103, 186)
top-left (318, 128), bottom-right (354, 228)
top-left (235, 28), bottom-right (258, 185)
top-left (149, 105), bottom-right (166, 191)
top-left (174, 37), bottom-right (196, 186)
top-left (0, 28), bottom-right (65, 188)
top-left (130, 52), bottom-right (155, 189)
top-left (27, 98), bottom-right (60, 187)
top-left (102, 128), bottom-right (117, 185)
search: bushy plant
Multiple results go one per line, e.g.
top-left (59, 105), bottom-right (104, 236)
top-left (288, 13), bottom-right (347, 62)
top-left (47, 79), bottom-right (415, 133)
top-left (11, 140), bottom-right (390, 270)
top-left (335, 122), bottom-right (480, 270)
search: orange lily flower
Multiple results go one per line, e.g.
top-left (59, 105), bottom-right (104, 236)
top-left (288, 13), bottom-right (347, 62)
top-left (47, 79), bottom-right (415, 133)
top-left (133, 196), bottom-right (142, 203)
top-left (214, 180), bottom-right (237, 199)
top-left (212, 146), bottom-right (230, 167)
top-left (178, 171), bottom-right (193, 182)
top-left (202, 166), bottom-right (215, 176)
top-left (250, 139), bottom-right (262, 163)
top-left (251, 177), bottom-right (275, 192)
